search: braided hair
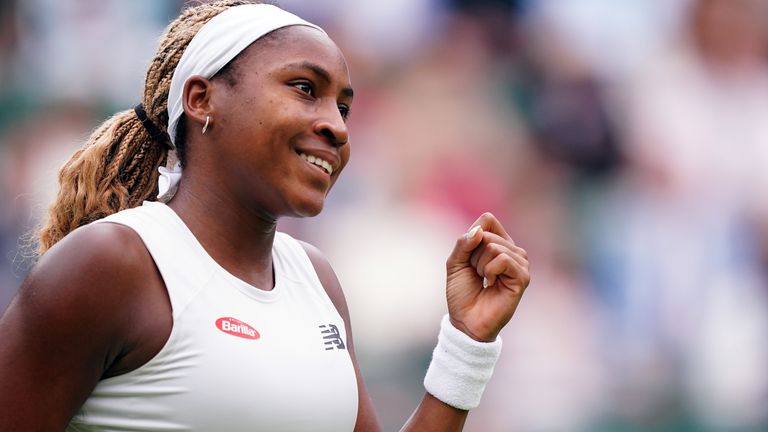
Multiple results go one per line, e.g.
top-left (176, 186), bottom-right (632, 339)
top-left (38, 0), bottom-right (262, 255)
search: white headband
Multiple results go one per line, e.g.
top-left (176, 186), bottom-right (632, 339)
top-left (158, 4), bottom-right (325, 201)
top-left (167, 4), bottom-right (324, 146)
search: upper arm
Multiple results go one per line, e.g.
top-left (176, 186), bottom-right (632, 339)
top-left (0, 222), bottom-right (162, 430)
top-left (298, 240), bottom-right (382, 432)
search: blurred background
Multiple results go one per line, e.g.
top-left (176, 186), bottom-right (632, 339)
top-left (1, 0), bottom-right (768, 430)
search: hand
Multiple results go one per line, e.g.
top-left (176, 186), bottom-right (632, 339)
top-left (445, 212), bottom-right (530, 342)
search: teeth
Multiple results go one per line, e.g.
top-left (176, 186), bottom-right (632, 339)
top-left (321, 160), bottom-right (332, 173)
top-left (299, 153), bottom-right (333, 175)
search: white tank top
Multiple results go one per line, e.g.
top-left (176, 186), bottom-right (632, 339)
top-left (66, 201), bottom-right (358, 432)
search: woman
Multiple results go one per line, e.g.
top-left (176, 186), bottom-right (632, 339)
top-left (0, 1), bottom-right (530, 430)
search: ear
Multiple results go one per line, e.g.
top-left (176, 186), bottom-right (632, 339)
top-left (182, 75), bottom-right (215, 132)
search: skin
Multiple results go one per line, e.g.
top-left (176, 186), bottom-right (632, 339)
top-left (0, 26), bottom-right (530, 431)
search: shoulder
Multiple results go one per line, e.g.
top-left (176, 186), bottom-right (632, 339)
top-left (31, 221), bottom-right (155, 300)
top-left (0, 220), bottom-right (168, 426)
top-left (296, 239), bottom-right (350, 321)
top-left (12, 221), bottom-right (166, 372)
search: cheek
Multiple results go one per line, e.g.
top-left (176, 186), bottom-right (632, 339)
top-left (338, 145), bottom-right (351, 174)
top-left (327, 146), bottom-right (350, 190)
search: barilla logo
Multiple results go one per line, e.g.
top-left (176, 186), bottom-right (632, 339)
top-left (215, 317), bottom-right (260, 340)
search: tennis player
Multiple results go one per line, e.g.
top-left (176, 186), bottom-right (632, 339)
top-left (0, 2), bottom-right (530, 430)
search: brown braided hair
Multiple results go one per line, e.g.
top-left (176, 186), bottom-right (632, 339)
top-left (37, 0), bottom-right (263, 255)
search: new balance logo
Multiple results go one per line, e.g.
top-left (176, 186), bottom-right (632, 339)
top-left (319, 324), bottom-right (346, 350)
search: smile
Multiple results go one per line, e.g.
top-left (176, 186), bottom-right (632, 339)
top-left (299, 152), bottom-right (333, 175)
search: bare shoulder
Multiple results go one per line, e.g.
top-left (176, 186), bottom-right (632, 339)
top-left (27, 221), bottom-right (171, 374)
top-left (0, 221), bottom-right (169, 428)
top-left (21, 221), bottom-right (158, 321)
top-left (296, 240), bottom-right (349, 320)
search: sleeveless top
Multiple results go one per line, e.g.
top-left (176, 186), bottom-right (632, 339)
top-left (66, 201), bottom-right (358, 432)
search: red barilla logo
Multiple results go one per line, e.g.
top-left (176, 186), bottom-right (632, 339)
top-left (215, 317), bottom-right (260, 340)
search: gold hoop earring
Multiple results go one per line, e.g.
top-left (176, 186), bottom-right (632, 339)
top-left (202, 116), bottom-right (210, 134)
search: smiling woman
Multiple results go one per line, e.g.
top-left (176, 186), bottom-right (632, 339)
top-left (0, 1), bottom-right (530, 431)
top-left (180, 24), bottom-right (353, 219)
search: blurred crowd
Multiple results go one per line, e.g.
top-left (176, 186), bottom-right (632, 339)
top-left (1, 0), bottom-right (767, 430)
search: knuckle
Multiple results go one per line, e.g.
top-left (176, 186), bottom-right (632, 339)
top-left (520, 267), bottom-right (531, 282)
top-left (487, 243), bottom-right (504, 255)
top-left (445, 256), bottom-right (456, 270)
top-left (519, 248), bottom-right (528, 259)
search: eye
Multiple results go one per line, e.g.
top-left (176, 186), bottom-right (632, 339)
top-left (338, 104), bottom-right (351, 121)
top-left (292, 80), bottom-right (314, 96)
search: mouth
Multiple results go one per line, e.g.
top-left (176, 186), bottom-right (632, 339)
top-left (299, 152), bottom-right (334, 176)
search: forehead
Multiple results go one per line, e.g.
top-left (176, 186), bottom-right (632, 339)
top-left (236, 25), bottom-right (350, 85)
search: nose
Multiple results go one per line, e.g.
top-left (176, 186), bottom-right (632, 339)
top-left (313, 105), bottom-right (349, 147)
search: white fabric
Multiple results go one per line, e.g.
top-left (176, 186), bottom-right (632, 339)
top-left (160, 4), bottom-right (325, 200)
top-left (68, 201), bottom-right (358, 431)
top-left (424, 314), bottom-right (502, 410)
top-left (157, 162), bottom-right (182, 202)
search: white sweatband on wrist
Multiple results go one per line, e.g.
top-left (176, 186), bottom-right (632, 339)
top-left (424, 314), bottom-right (502, 410)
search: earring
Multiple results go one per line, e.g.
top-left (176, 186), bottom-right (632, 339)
top-left (202, 115), bottom-right (210, 134)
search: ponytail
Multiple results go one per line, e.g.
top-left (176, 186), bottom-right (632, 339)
top-left (37, 0), bottom-right (261, 255)
top-left (38, 110), bottom-right (167, 254)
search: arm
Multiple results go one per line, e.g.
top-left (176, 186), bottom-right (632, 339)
top-left (0, 223), bottom-right (169, 430)
top-left (300, 211), bottom-right (529, 432)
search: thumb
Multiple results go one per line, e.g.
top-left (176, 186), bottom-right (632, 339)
top-left (446, 225), bottom-right (484, 269)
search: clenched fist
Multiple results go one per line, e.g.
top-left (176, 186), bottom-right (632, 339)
top-left (445, 212), bottom-right (530, 342)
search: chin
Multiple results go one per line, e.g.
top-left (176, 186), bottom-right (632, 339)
top-left (283, 187), bottom-right (330, 218)
top-left (292, 200), bottom-right (325, 218)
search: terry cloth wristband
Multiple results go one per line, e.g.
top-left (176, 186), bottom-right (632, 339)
top-left (424, 314), bottom-right (502, 410)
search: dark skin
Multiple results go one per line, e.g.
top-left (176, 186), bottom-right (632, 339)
top-left (0, 26), bottom-right (529, 431)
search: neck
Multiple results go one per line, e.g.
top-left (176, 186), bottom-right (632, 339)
top-left (168, 179), bottom-right (278, 291)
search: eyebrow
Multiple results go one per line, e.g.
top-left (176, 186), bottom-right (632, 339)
top-left (284, 61), bottom-right (354, 98)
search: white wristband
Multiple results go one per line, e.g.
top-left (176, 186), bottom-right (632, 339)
top-left (424, 314), bottom-right (502, 410)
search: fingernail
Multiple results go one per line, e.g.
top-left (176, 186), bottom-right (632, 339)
top-left (483, 277), bottom-right (489, 288)
top-left (466, 225), bottom-right (480, 240)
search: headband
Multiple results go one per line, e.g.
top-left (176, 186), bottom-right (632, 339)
top-left (157, 4), bottom-right (325, 201)
top-left (166, 4), bottom-right (325, 147)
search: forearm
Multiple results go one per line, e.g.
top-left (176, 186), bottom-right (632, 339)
top-left (360, 214), bottom-right (528, 432)
top-left (400, 393), bottom-right (468, 432)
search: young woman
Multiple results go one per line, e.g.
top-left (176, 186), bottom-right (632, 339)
top-left (0, 2), bottom-right (530, 430)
